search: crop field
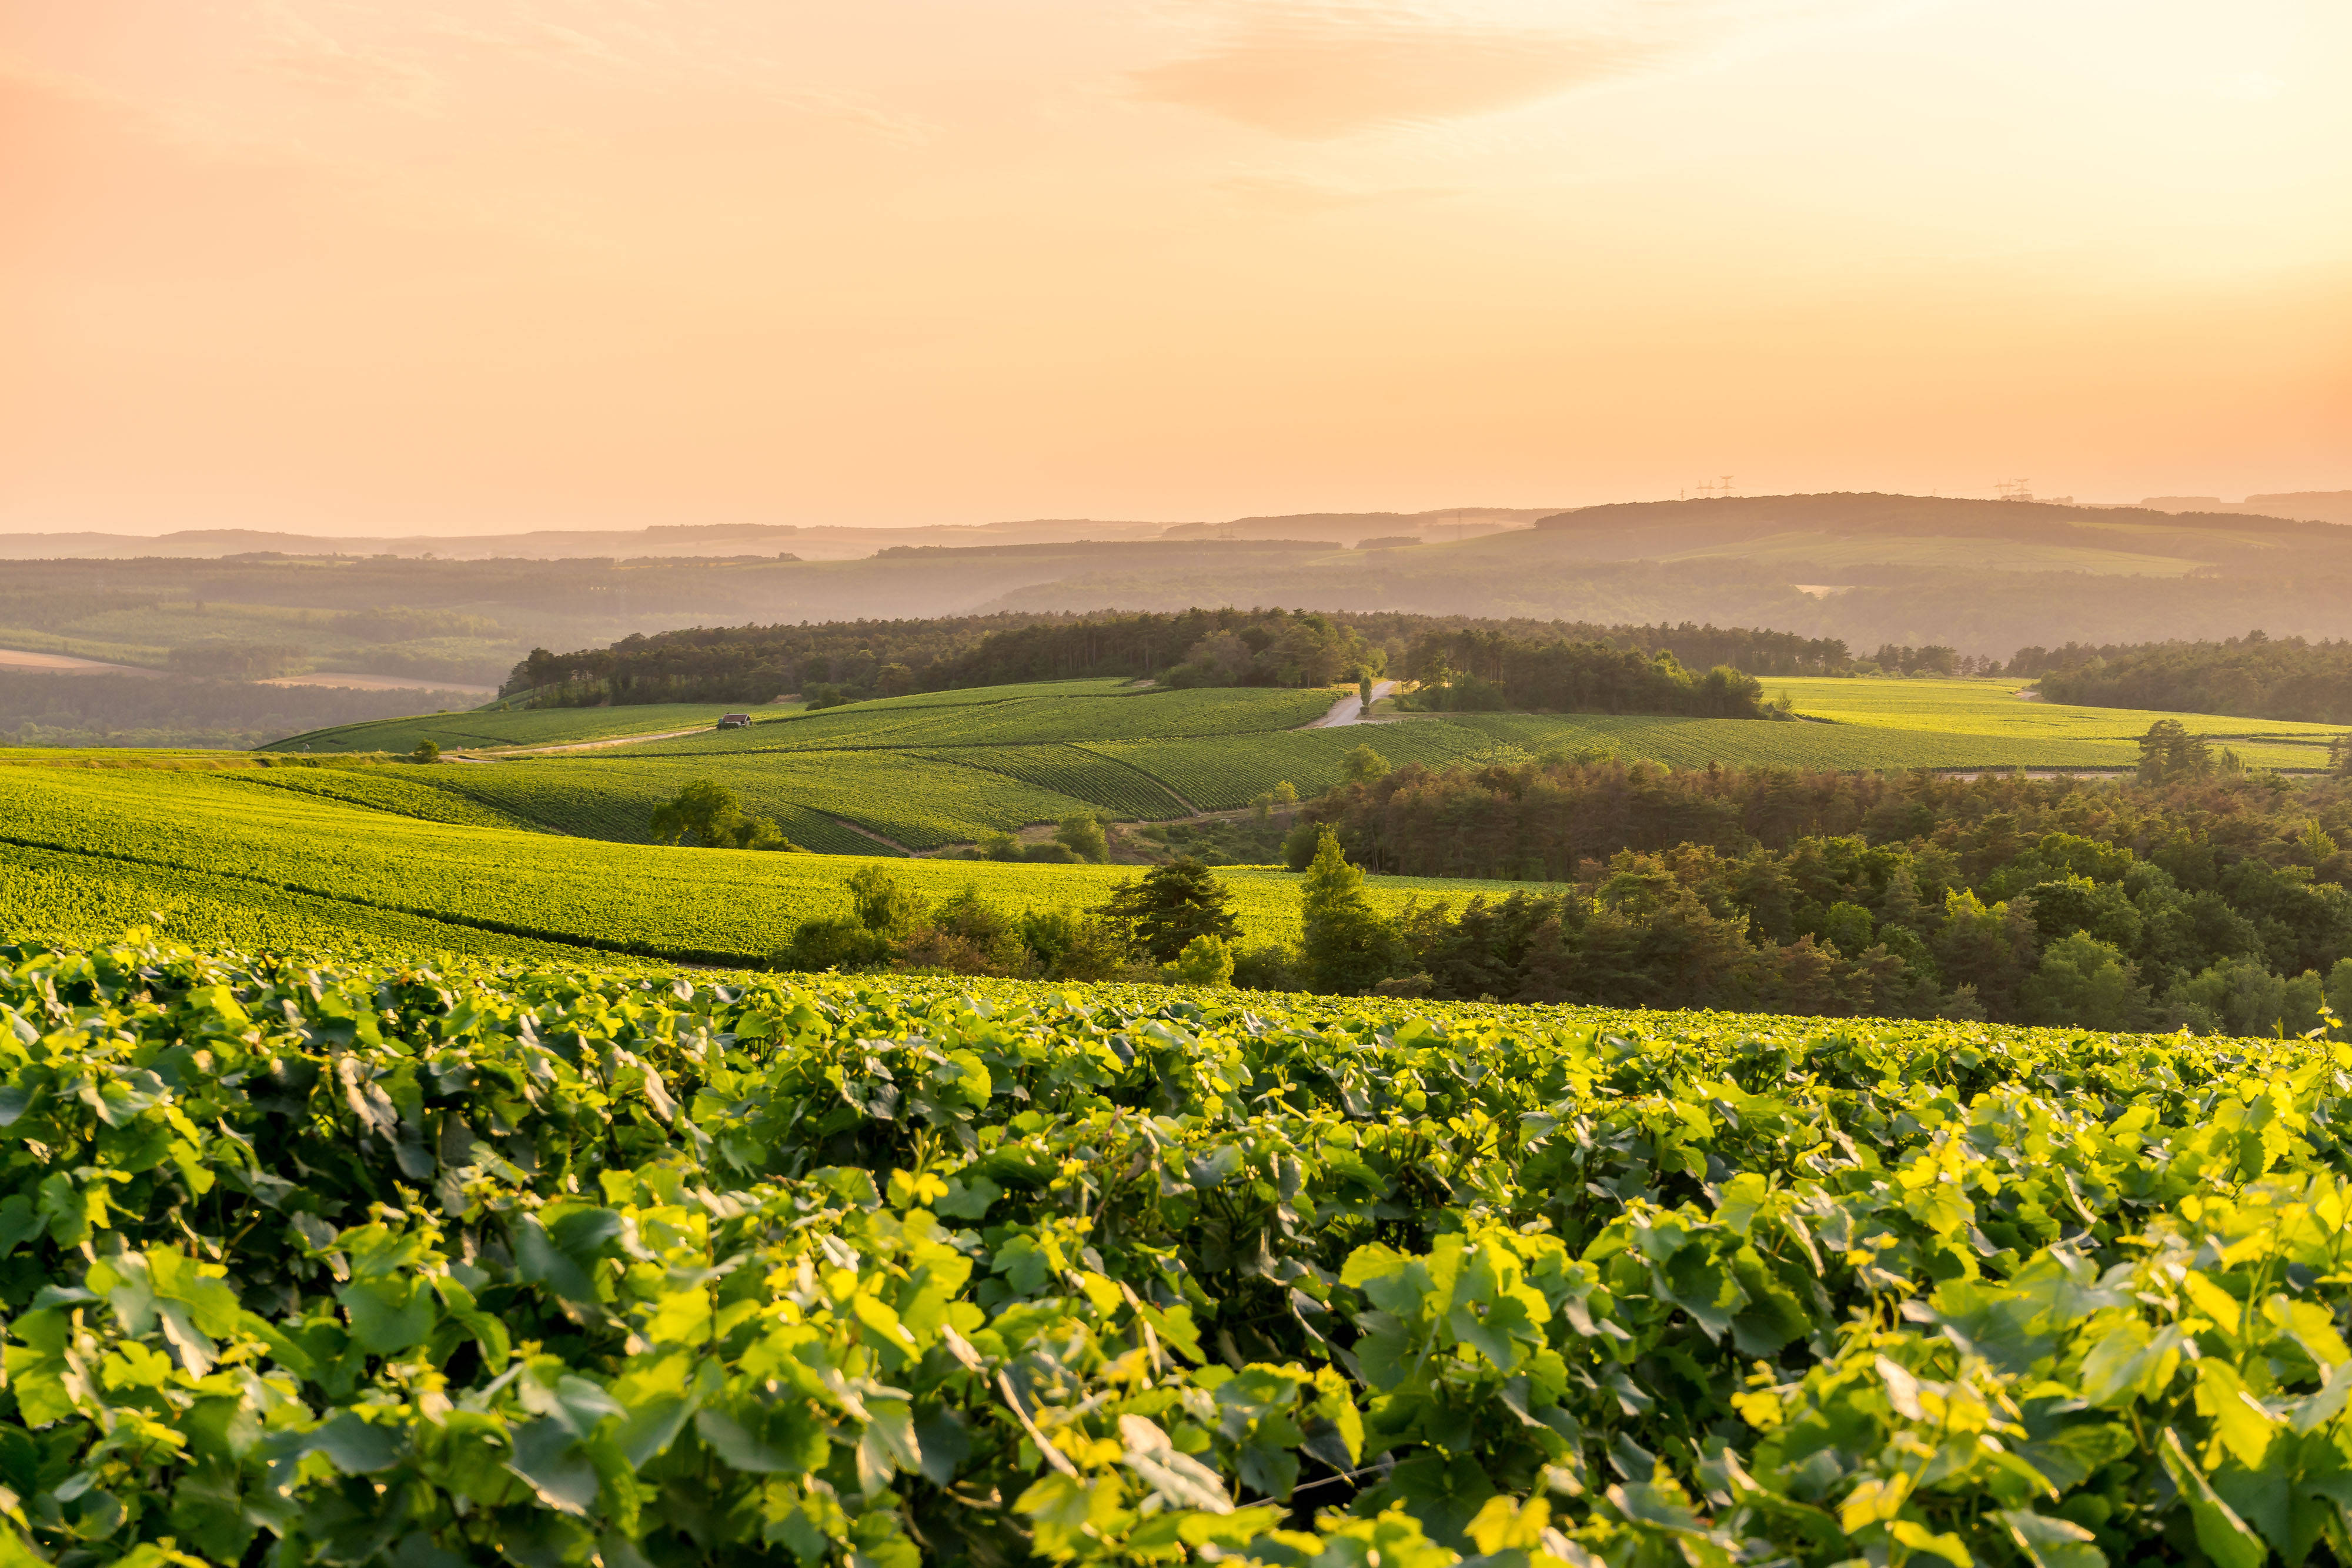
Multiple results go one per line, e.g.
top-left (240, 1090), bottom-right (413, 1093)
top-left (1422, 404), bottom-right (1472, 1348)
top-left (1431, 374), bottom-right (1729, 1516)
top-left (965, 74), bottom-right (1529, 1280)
top-left (612, 681), bottom-right (1335, 758)
top-left (214, 763), bottom-right (546, 831)
top-left (1084, 724), bottom-right (1509, 810)
top-left (0, 747), bottom-right (294, 771)
top-left (910, 744), bottom-right (1191, 818)
top-left (1779, 675), bottom-right (2346, 760)
top-left (0, 840), bottom-right (596, 961)
top-left (276, 701), bottom-right (797, 754)
top-left (8, 932), bottom-right (2343, 1567)
top-left (1429, 710), bottom-right (2126, 771)
top-left (432, 751), bottom-right (1108, 851)
top-left (0, 767), bottom-right (1554, 962)
top-left (169, 676), bottom-right (2352, 869)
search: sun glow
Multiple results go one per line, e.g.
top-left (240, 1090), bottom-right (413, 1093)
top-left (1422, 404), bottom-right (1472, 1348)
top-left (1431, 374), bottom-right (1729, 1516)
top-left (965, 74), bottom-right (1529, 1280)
top-left (2, 0), bottom-right (2345, 533)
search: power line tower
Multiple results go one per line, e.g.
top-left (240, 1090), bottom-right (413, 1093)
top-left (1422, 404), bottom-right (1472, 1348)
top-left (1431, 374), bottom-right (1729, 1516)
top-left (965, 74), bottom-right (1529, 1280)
top-left (1994, 478), bottom-right (2034, 503)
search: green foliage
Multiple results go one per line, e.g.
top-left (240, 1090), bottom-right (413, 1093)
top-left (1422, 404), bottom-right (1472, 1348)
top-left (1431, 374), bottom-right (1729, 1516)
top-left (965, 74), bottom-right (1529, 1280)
top-left (2019, 931), bottom-right (2151, 1030)
top-left (2140, 717), bottom-right (2215, 784)
top-left (1300, 830), bottom-right (1402, 993)
top-left (407, 739), bottom-right (441, 764)
top-left (1284, 817), bottom-right (1322, 871)
top-left (1101, 859), bottom-right (1242, 964)
top-left (776, 913), bottom-right (891, 972)
top-left (0, 768), bottom-right (1546, 966)
top-left (1053, 813), bottom-right (1109, 864)
top-left (846, 865), bottom-right (926, 939)
top-left (279, 703), bottom-right (771, 757)
top-left (1013, 908), bottom-right (1130, 981)
top-left (2036, 630), bottom-right (2352, 723)
top-left (647, 779), bottom-right (796, 851)
top-left (1165, 933), bottom-right (1236, 987)
top-left (9, 934), bottom-right (2352, 1567)
top-left (1405, 630), bottom-right (1770, 718)
top-left (1344, 743), bottom-right (1391, 784)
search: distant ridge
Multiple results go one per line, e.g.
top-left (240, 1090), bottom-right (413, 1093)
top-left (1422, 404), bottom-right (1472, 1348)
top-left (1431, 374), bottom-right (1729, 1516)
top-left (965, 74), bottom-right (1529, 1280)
top-left (1535, 491), bottom-right (2341, 540)
top-left (2139, 490), bottom-right (2352, 526)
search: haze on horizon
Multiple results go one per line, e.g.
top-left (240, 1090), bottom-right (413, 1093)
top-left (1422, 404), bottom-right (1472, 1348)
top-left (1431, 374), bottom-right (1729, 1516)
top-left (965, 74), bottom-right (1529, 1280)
top-left (2, 1), bottom-right (2347, 539)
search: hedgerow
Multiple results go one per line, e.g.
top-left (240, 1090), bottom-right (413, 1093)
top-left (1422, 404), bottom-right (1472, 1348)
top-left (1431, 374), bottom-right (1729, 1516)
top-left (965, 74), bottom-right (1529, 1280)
top-left (2, 938), bottom-right (2349, 1567)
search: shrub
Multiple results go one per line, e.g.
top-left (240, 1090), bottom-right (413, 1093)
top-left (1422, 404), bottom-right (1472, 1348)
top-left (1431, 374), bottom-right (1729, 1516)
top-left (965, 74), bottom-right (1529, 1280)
top-left (846, 864), bottom-right (925, 938)
top-left (1054, 812), bottom-right (1110, 863)
top-left (1230, 941), bottom-right (1303, 990)
top-left (1017, 907), bottom-right (1130, 981)
top-left (1164, 933), bottom-right (1235, 987)
top-left (649, 779), bottom-right (797, 851)
top-left (772, 914), bottom-right (888, 971)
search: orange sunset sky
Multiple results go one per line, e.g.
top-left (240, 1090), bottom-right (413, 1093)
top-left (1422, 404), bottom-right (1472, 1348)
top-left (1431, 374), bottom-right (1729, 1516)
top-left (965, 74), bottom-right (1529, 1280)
top-left (2, 1), bottom-right (2347, 534)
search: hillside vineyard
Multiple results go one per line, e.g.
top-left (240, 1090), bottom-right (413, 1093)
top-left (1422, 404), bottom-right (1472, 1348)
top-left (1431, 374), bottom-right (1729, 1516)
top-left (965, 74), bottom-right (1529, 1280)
top-left (5, 934), bottom-right (2350, 1566)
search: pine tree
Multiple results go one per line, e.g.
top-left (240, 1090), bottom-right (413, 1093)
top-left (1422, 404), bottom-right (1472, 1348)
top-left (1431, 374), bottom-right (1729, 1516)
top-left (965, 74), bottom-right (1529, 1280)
top-left (1878, 864), bottom-right (1926, 934)
top-left (1299, 830), bottom-right (1401, 993)
top-left (1102, 858), bottom-right (1240, 964)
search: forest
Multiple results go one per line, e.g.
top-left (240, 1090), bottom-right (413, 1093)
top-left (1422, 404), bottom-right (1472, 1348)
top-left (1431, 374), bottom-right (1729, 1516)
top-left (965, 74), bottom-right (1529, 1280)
top-left (1233, 748), bottom-right (2352, 1029)
top-left (2029, 630), bottom-right (2352, 723)
top-left (760, 752), bottom-right (2352, 1037)
top-left (504, 608), bottom-right (1857, 706)
top-left (1399, 631), bottom-right (1772, 717)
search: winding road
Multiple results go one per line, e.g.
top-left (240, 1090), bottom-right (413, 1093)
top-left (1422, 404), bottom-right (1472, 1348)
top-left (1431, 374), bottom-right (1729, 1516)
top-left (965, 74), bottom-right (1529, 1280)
top-left (1302, 680), bottom-right (1398, 728)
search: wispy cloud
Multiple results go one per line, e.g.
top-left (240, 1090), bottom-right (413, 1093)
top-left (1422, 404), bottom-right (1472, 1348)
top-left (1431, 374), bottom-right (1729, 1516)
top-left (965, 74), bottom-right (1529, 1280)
top-left (1130, 1), bottom-right (1892, 138)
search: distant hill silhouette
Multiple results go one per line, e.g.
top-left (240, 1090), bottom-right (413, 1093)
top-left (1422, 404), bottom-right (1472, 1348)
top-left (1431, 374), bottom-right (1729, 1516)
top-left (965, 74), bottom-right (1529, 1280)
top-left (2139, 490), bottom-right (2352, 526)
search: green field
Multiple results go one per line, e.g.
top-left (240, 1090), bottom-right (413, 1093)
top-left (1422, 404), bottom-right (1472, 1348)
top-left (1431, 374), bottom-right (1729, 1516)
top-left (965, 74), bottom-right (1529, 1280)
top-left (1778, 674), bottom-right (2347, 756)
top-left (233, 676), bottom-right (2352, 857)
top-left (6, 930), bottom-right (2340, 1565)
top-left (600, 682), bottom-right (1332, 757)
top-left (0, 839), bottom-right (596, 963)
top-left (275, 700), bottom-right (807, 754)
top-left (429, 751), bottom-right (1115, 851)
top-left (0, 765), bottom-right (1555, 963)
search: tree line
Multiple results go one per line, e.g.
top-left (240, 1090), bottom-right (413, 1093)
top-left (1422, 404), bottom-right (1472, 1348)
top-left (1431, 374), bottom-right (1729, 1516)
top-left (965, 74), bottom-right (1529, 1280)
top-left (1267, 752), bottom-right (2351, 1032)
top-left (503, 608), bottom-right (1862, 707)
top-left (2023, 630), bottom-right (2352, 724)
top-left (1399, 630), bottom-right (1773, 717)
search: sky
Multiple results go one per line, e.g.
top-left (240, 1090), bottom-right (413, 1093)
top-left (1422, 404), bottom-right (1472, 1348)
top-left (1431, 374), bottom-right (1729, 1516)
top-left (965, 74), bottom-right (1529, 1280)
top-left (1, 0), bottom-right (2347, 536)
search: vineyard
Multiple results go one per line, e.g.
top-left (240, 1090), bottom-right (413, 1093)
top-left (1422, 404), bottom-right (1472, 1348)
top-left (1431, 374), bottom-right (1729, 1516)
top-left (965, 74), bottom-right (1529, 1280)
top-left (5, 931), bottom-right (2347, 1567)
top-left (276, 703), bottom-right (780, 756)
top-left (0, 768), bottom-right (1548, 961)
top-left (1780, 677), bottom-right (2347, 767)
top-left (607, 685), bottom-right (1338, 759)
top-left (0, 841), bottom-right (590, 962)
top-left (216, 765), bottom-right (546, 833)
top-left (232, 678), bottom-right (2352, 860)
top-left (911, 745), bottom-right (1193, 820)
top-left (427, 754), bottom-right (1104, 852)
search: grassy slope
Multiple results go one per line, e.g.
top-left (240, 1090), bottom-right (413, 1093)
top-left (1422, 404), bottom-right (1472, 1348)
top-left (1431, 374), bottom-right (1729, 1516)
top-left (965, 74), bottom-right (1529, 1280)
top-left (0, 839), bottom-right (604, 964)
top-left (1776, 676), bottom-right (2344, 765)
top-left (273, 701), bottom-right (804, 754)
top-left (270, 677), bottom-right (2351, 855)
top-left (0, 767), bottom-right (1554, 964)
